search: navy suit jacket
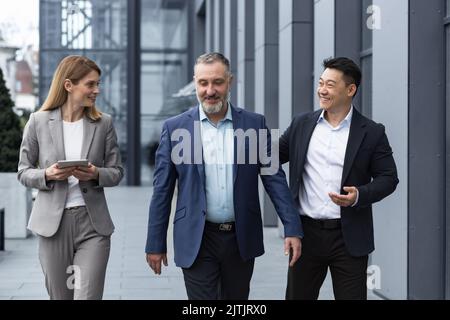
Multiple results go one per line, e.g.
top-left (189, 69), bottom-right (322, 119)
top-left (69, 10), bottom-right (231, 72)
top-left (280, 108), bottom-right (399, 257)
top-left (145, 105), bottom-right (303, 268)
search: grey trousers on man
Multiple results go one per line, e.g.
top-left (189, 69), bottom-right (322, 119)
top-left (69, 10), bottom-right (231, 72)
top-left (38, 206), bottom-right (111, 300)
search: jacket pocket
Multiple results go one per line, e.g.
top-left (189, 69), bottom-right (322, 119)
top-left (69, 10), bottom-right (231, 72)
top-left (173, 207), bottom-right (186, 223)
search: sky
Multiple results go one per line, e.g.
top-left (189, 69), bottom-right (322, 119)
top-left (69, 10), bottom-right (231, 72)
top-left (0, 0), bottom-right (39, 49)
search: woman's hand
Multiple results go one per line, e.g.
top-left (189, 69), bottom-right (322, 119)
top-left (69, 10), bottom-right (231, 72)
top-left (72, 163), bottom-right (99, 181)
top-left (45, 163), bottom-right (75, 181)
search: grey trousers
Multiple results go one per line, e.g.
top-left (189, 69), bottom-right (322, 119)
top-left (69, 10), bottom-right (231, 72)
top-left (38, 206), bottom-right (111, 300)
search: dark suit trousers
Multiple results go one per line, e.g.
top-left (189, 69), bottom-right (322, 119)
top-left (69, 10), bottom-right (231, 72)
top-left (286, 216), bottom-right (368, 300)
top-left (182, 222), bottom-right (255, 300)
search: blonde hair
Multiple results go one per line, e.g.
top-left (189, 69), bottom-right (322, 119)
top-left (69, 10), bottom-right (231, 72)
top-left (40, 55), bottom-right (102, 121)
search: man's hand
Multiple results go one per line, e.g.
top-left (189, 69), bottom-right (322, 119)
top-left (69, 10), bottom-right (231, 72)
top-left (45, 163), bottom-right (75, 181)
top-left (328, 186), bottom-right (358, 207)
top-left (284, 237), bottom-right (302, 267)
top-left (146, 253), bottom-right (168, 275)
top-left (72, 163), bottom-right (99, 181)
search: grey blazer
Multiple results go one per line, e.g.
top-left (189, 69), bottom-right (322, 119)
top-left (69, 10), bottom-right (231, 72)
top-left (18, 108), bottom-right (124, 237)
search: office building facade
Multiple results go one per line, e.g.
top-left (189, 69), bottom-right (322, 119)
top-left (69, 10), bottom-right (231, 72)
top-left (39, 0), bottom-right (450, 299)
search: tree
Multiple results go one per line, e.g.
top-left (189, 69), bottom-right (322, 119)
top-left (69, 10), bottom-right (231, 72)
top-left (0, 67), bottom-right (22, 172)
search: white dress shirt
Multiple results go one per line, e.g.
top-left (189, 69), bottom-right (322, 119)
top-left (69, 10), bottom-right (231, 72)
top-left (63, 119), bottom-right (86, 208)
top-left (299, 106), bottom-right (355, 219)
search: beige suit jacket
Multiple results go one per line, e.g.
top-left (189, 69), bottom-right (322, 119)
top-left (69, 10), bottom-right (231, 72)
top-left (18, 108), bottom-right (124, 237)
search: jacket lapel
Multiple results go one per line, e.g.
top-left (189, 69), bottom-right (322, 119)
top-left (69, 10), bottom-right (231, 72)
top-left (48, 108), bottom-right (65, 161)
top-left (341, 108), bottom-right (367, 186)
top-left (81, 115), bottom-right (97, 159)
top-left (189, 107), bottom-right (206, 188)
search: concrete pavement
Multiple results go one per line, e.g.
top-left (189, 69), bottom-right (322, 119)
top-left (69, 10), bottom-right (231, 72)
top-left (0, 186), bottom-right (381, 300)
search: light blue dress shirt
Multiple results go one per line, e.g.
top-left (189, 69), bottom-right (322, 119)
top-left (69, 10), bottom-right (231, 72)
top-left (199, 104), bottom-right (235, 223)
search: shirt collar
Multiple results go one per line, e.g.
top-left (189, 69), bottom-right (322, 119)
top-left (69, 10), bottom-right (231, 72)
top-left (199, 102), bottom-right (233, 123)
top-left (318, 105), bottom-right (354, 128)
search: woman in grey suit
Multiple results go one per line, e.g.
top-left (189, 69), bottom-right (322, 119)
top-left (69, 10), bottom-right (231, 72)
top-left (17, 55), bottom-right (123, 300)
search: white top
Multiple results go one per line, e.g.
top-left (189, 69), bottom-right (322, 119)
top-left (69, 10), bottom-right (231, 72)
top-left (63, 118), bottom-right (86, 208)
top-left (299, 107), bottom-right (353, 219)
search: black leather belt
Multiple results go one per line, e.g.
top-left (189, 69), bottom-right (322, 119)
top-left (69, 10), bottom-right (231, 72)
top-left (205, 221), bottom-right (235, 232)
top-left (301, 215), bottom-right (341, 229)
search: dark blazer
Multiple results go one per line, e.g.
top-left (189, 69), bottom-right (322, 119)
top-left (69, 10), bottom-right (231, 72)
top-left (145, 105), bottom-right (303, 268)
top-left (279, 107), bottom-right (398, 257)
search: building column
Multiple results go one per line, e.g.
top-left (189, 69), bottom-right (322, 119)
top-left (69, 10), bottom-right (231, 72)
top-left (205, 0), bottom-right (214, 52)
top-left (370, 0), bottom-right (408, 300)
top-left (314, 0), bottom-right (335, 110)
top-left (279, 0), bottom-right (314, 130)
top-left (224, 0), bottom-right (238, 106)
top-left (127, 0), bottom-right (141, 185)
top-left (334, 0), bottom-right (363, 113)
top-left (213, 0), bottom-right (224, 52)
top-left (408, 0), bottom-right (446, 299)
top-left (237, 0), bottom-right (255, 111)
top-left (446, 0), bottom-right (450, 300)
top-left (254, 0), bottom-right (279, 227)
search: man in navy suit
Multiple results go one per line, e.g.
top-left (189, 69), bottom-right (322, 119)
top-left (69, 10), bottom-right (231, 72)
top-left (145, 52), bottom-right (303, 300)
top-left (281, 57), bottom-right (399, 300)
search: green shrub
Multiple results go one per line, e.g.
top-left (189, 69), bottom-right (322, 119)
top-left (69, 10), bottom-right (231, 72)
top-left (0, 67), bottom-right (22, 172)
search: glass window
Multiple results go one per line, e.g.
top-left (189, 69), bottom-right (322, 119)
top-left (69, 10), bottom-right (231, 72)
top-left (40, 0), bottom-right (128, 172)
top-left (140, 0), bottom-right (190, 185)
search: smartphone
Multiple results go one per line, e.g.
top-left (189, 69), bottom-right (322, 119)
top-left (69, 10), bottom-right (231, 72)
top-left (57, 159), bottom-right (89, 168)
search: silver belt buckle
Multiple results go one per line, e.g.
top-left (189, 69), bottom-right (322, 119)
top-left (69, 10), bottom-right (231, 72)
top-left (219, 223), bottom-right (232, 231)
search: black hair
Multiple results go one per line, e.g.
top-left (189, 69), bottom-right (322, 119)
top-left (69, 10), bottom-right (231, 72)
top-left (323, 57), bottom-right (361, 96)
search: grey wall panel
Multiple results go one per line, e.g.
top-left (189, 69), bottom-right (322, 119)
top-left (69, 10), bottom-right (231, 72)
top-left (314, 0), bottom-right (335, 110)
top-left (189, 0), bottom-right (206, 73)
top-left (255, 0), bottom-right (279, 227)
top-left (334, 0), bottom-right (362, 109)
top-left (446, 2), bottom-right (450, 299)
top-left (205, 0), bottom-right (214, 52)
top-left (408, 0), bottom-right (446, 299)
top-left (278, 0), bottom-right (313, 234)
top-left (237, 0), bottom-right (255, 111)
top-left (278, 23), bottom-right (293, 133)
top-left (127, 0), bottom-right (141, 185)
top-left (213, 0), bottom-right (224, 52)
top-left (334, 0), bottom-right (361, 64)
top-left (291, 23), bottom-right (314, 117)
top-left (371, 0), bottom-right (408, 300)
top-left (224, 0), bottom-right (238, 105)
top-left (279, 0), bottom-right (314, 122)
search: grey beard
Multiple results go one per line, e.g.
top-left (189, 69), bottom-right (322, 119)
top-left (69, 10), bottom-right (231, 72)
top-left (197, 92), bottom-right (231, 115)
top-left (202, 100), bottom-right (223, 114)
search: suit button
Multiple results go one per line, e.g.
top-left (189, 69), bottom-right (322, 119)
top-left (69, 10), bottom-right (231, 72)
top-left (82, 188), bottom-right (88, 193)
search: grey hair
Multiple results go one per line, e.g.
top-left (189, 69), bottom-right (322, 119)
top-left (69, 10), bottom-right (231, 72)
top-left (194, 52), bottom-right (231, 76)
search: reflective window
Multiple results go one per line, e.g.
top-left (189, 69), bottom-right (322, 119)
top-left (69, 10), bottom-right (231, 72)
top-left (40, 0), bottom-right (128, 169)
top-left (140, 0), bottom-right (192, 185)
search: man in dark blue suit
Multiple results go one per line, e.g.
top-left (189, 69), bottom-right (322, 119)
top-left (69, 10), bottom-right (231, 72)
top-left (145, 52), bottom-right (303, 300)
top-left (281, 57), bottom-right (399, 300)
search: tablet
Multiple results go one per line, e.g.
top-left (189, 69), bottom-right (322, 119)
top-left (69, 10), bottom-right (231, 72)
top-left (57, 159), bottom-right (89, 168)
